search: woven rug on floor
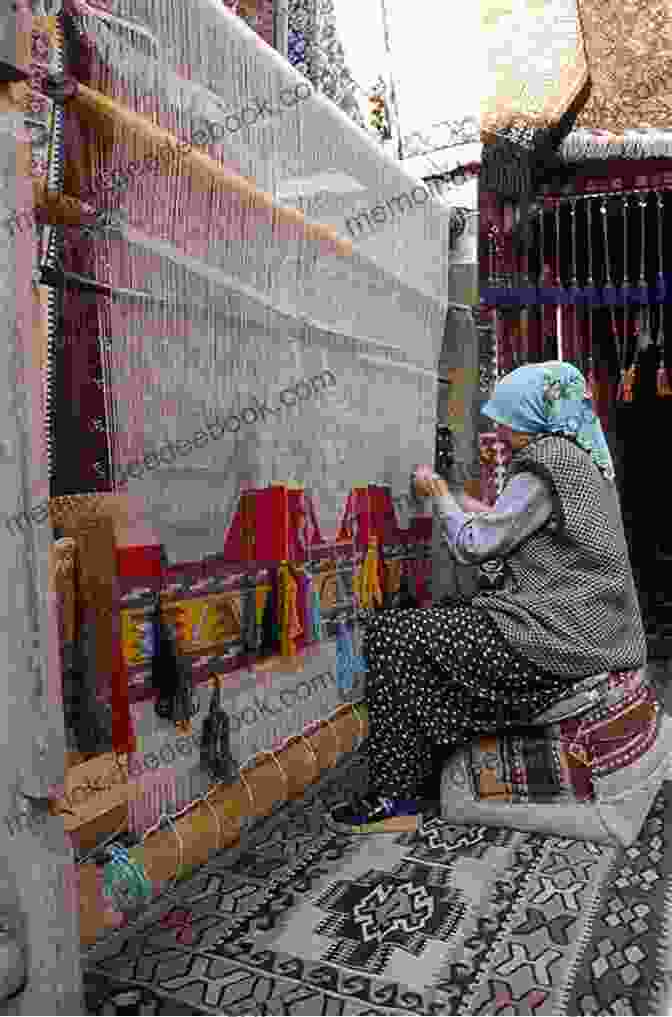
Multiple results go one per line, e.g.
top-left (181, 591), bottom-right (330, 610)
top-left (82, 750), bottom-right (672, 1016)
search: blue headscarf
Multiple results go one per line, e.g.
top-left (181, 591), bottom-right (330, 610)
top-left (481, 361), bottom-right (615, 481)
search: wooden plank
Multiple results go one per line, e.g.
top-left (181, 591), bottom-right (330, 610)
top-left (0, 65), bottom-right (84, 1011)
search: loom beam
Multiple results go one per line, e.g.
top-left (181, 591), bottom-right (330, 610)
top-left (40, 74), bottom-right (352, 256)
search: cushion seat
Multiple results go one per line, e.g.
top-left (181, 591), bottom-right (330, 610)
top-left (440, 667), bottom-right (672, 845)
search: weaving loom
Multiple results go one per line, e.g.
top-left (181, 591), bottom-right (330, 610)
top-left (21, 0), bottom-right (454, 938)
top-left (46, 0), bottom-right (450, 534)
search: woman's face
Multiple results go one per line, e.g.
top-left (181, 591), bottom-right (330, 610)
top-left (495, 423), bottom-right (533, 450)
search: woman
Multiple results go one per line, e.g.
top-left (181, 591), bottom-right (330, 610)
top-left (331, 361), bottom-right (647, 831)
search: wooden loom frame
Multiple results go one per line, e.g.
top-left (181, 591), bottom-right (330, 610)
top-left (23, 77), bottom-right (353, 255)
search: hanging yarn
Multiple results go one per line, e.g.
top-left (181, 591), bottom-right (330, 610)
top-left (200, 681), bottom-right (237, 783)
top-left (102, 844), bottom-right (152, 920)
top-left (335, 622), bottom-right (356, 694)
top-left (240, 577), bottom-right (258, 655)
top-left (657, 355), bottom-right (672, 398)
top-left (356, 538), bottom-right (383, 611)
top-left (278, 562), bottom-right (289, 656)
top-left (585, 355), bottom-right (597, 401)
top-left (619, 361), bottom-right (637, 404)
top-left (151, 595), bottom-right (197, 726)
top-left (381, 557), bottom-right (402, 609)
top-left (286, 570), bottom-right (303, 651)
top-left (398, 569), bottom-right (419, 610)
top-left (277, 562), bottom-right (301, 657)
top-left (259, 571), bottom-right (279, 656)
top-left (295, 568), bottom-right (311, 650)
top-left (310, 586), bottom-right (322, 641)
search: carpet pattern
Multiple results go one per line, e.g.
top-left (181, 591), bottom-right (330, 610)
top-left (83, 750), bottom-right (672, 1015)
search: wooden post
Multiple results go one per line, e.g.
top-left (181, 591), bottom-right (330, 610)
top-left (0, 49), bottom-right (84, 1014)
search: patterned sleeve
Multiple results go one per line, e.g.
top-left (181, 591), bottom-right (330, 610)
top-left (432, 472), bottom-right (553, 565)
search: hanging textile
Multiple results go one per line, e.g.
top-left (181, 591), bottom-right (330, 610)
top-left (277, 561), bottom-right (302, 656)
top-left (200, 681), bottom-right (237, 783)
top-left (355, 537), bottom-right (383, 611)
top-left (240, 576), bottom-right (258, 655)
top-left (259, 570), bottom-right (279, 656)
top-left (150, 594), bottom-right (196, 727)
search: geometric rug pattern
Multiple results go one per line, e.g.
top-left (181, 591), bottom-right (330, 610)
top-left (83, 751), bottom-right (672, 1015)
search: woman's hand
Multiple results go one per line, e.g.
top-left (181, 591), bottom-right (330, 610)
top-left (412, 468), bottom-right (450, 499)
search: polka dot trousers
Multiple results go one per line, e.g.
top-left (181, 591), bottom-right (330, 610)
top-left (363, 603), bottom-right (578, 799)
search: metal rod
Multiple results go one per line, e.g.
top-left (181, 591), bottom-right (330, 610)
top-left (600, 196), bottom-right (613, 289)
top-left (659, 194), bottom-right (666, 344)
top-left (622, 195), bottom-right (629, 290)
top-left (639, 194), bottom-right (647, 290)
top-left (569, 197), bottom-right (577, 289)
top-left (586, 197), bottom-right (593, 290)
top-left (549, 186), bottom-right (669, 202)
top-left (379, 0), bottom-right (404, 161)
top-left (537, 205), bottom-right (545, 288)
top-left (554, 201), bottom-right (562, 288)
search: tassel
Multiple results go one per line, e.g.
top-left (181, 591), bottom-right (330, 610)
top-left (311, 586), bottom-right (322, 641)
top-left (278, 562), bottom-right (290, 656)
top-left (277, 562), bottom-right (301, 657)
top-left (301, 570), bottom-right (315, 643)
top-left (657, 363), bottom-right (672, 397)
top-left (295, 569), bottom-right (310, 651)
top-left (241, 578), bottom-right (258, 656)
top-left (585, 356), bottom-right (597, 401)
top-left (616, 369), bottom-right (625, 403)
top-left (151, 596), bottom-right (196, 727)
top-left (658, 354), bottom-right (672, 397)
top-left (619, 363), bottom-right (637, 403)
top-left (356, 538), bottom-right (383, 610)
top-left (200, 681), bottom-right (237, 784)
top-left (336, 622), bottom-right (358, 694)
top-left (398, 569), bottom-right (419, 609)
top-left (259, 571), bottom-right (279, 656)
top-left (112, 637), bottom-right (136, 757)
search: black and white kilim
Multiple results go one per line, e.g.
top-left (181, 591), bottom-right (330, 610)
top-left (472, 435), bottom-right (647, 677)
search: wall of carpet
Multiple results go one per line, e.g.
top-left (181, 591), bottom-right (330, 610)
top-left (34, 0), bottom-right (451, 858)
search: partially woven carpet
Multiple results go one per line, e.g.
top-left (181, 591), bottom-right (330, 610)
top-left (82, 749), bottom-right (672, 1015)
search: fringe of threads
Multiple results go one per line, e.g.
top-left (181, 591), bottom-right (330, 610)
top-left (559, 129), bottom-right (672, 163)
